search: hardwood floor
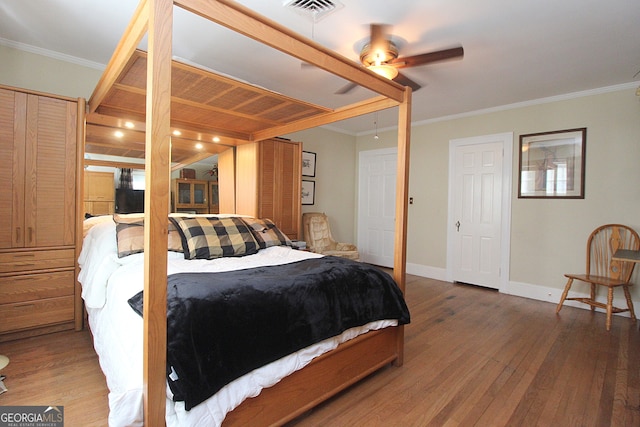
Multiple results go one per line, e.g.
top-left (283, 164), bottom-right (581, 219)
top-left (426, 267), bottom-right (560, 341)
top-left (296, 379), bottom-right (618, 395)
top-left (0, 274), bottom-right (638, 426)
top-left (0, 324), bottom-right (108, 426)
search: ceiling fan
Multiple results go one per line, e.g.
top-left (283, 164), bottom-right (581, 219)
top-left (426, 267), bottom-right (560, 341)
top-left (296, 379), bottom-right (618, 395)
top-left (336, 23), bottom-right (464, 94)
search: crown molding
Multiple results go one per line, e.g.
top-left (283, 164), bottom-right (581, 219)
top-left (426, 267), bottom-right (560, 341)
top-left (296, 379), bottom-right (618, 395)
top-left (357, 81), bottom-right (640, 137)
top-left (0, 37), bottom-right (106, 71)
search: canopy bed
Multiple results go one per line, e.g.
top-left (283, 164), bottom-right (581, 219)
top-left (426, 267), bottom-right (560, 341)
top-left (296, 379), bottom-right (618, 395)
top-left (80, 0), bottom-right (412, 425)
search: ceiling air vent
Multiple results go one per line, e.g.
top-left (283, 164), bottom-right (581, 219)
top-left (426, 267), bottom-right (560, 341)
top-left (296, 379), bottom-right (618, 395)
top-left (283, 0), bottom-right (344, 22)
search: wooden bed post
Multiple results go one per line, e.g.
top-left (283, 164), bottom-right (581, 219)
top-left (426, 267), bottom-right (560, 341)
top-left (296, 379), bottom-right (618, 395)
top-left (393, 87), bottom-right (412, 366)
top-left (143, 0), bottom-right (172, 425)
top-left (74, 97), bottom-right (86, 331)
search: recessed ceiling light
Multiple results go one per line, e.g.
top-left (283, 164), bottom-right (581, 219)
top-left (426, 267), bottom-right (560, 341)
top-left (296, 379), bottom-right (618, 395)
top-left (173, 130), bottom-right (182, 136)
top-left (124, 121), bottom-right (135, 128)
top-left (212, 136), bottom-right (220, 142)
top-left (195, 143), bottom-right (203, 149)
top-left (114, 130), bottom-right (124, 138)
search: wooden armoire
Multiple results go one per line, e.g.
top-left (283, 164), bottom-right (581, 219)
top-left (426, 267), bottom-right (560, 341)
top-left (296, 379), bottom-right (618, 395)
top-left (235, 138), bottom-right (302, 240)
top-left (84, 170), bottom-right (115, 216)
top-left (0, 85), bottom-right (84, 342)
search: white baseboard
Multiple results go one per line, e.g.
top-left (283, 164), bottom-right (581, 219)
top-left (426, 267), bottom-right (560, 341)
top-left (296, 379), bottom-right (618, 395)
top-left (503, 280), bottom-right (637, 318)
top-left (406, 263), bottom-right (447, 281)
top-left (406, 264), bottom-right (638, 319)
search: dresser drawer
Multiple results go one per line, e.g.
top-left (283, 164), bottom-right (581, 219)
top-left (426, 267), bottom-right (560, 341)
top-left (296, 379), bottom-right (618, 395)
top-left (0, 295), bottom-right (75, 333)
top-left (0, 270), bottom-right (74, 305)
top-left (0, 249), bottom-right (75, 273)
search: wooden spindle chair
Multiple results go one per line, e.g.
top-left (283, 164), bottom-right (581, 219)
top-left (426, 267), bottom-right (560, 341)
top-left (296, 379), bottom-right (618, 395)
top-left (556, 224), bottom-right (639, 330)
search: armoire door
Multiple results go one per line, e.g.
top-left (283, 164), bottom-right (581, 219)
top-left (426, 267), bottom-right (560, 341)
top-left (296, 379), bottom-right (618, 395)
top-left (0, 89), bottom-right (77, 249)
top-left (24, 94), bottom-right (77, 248)
top-left (259, 139), bottom-right (301, 239)
top-left (0, 88), bottom-right (26, 249)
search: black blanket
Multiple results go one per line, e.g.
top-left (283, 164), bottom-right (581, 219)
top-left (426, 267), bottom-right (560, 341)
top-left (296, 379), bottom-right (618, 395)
top-left (128, 256), bottom-right (410, 410)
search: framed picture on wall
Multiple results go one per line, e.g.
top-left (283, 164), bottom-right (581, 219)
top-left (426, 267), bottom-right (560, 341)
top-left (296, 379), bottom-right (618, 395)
top-left (302, 151), bottom-right (316, 177)
top-left (302, 180), bottom-right (315, 205)
top-left (518, 128), bottom-right (586, 199)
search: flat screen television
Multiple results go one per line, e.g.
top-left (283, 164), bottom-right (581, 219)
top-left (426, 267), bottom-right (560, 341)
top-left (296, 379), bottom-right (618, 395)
top-left (115, 188), bottom-right (145, 213)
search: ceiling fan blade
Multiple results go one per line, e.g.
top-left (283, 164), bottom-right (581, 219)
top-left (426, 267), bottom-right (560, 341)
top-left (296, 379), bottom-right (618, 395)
top-left (335, 82), bottom-right (358, 95)
top-left (394, 72), bottom-right (422, 92)
top-left (370, 23), bottom-right (391, 53)
top-left (390, 46), bottom-right (464, 69)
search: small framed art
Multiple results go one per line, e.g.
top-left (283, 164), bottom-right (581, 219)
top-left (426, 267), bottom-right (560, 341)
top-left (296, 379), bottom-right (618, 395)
top-left (301, 180), bottom-right (315, 205)
top-left (302, 151), bottom-right (316, 177)
top-left (518, 128), bottom-right (586, 199)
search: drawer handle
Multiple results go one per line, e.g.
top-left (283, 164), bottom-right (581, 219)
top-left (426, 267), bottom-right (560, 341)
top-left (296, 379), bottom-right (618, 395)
top-left (14, 303), bottom-right (35, 309)
top-left (13, 253), bottom-right (36, 258)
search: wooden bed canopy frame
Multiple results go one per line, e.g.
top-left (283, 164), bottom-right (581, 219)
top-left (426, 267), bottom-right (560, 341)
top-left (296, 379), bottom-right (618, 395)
top-left (84, 0), bottom-right (412, 424)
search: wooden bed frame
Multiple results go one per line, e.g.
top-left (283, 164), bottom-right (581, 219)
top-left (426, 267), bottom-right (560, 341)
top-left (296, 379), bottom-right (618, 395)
top-left (83, 0), bottom-right (412, 425)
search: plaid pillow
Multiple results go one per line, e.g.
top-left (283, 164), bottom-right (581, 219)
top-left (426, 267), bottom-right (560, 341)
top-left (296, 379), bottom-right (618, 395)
top-left (113, 214), bottom-right (184, 258)
top-left (242, 218), bottom-right (292, 249)
top-left (169, 216), bottom-right (259, 260)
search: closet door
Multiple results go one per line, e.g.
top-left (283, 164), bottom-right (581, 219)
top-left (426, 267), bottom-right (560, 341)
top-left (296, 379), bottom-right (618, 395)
top-left (0, 88), bottom-right (26, 249)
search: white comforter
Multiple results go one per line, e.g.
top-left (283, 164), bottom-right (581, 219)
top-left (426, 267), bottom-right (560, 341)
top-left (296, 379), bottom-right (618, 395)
top-left (79, 219), bottom-right (395, 426)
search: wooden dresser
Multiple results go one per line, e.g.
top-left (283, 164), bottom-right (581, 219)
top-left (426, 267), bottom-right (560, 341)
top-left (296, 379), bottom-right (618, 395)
top-left (235, 138), bottom-right (302, 240)
top-left (0, 85), bottom-right (84, 342)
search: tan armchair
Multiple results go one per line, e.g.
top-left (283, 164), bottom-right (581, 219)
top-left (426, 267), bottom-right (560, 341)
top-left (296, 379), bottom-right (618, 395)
top-left (302, 212), bottom-right (359, 261)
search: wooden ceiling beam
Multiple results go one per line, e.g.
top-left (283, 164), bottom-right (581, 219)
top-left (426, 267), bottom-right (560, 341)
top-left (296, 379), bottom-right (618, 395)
top-left (170, 151), bottom-right (220, 172)
top-left (174, 0), bottom-right (406, 103)
top-left (251, 96), bottom-right (400, 141)
top-left (87, 113), bottom-right (252, 146)
top-left (84, 158), bottom-right (146, 170)
top-left (88, 0), bottom-right (149, 113)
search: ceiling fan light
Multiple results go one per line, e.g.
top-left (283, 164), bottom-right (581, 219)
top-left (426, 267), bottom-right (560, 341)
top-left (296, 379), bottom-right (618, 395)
top-left (368, 64), bottom-right (398, 80)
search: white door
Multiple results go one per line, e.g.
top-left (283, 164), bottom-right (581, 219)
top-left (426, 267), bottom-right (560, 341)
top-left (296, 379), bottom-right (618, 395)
top-left (447, 133), bottom-right (513, 290)
top-left (358, 148), bottom-right (397, 267)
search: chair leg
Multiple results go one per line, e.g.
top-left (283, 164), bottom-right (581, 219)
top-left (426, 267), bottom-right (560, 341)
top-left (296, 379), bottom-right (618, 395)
top-left (606, 287), bottom-right (614, 331)
top-left (590, 284), bottom-right (596, 312)
top-left (556, 278), bottom-right (574, 314)
top-left (622, 284), bottom-right (637, 321)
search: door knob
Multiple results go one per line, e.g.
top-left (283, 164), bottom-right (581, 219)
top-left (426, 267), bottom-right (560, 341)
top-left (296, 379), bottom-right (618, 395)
top-left (455, 221), bottom-right (461, 232)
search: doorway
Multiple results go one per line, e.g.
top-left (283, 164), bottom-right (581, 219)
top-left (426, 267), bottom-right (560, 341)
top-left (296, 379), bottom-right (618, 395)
top-left (446, 133), bottom-right (513, 290)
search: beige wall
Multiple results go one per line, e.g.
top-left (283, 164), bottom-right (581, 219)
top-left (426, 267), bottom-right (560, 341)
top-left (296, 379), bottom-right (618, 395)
top-left (6, 43), bottom-right (640, 309)
top-left (357, 86), bottom-right (640, 305)
top-left (0, 45), bottom-right (102, 99)
top-left (285, 128), bottom-right (357, 244)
